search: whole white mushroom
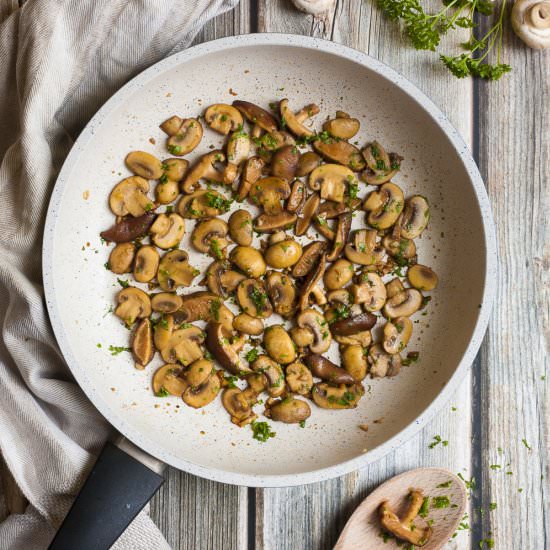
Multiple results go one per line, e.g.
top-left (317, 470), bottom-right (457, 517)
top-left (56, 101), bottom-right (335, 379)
top-left (291, 0), bottom-right (336, 15)
top-left (512, 0), bottom-right (550, 49)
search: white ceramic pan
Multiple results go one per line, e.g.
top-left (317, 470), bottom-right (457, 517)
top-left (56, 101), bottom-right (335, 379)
top-left (43, 34), bottom-right (496, 549)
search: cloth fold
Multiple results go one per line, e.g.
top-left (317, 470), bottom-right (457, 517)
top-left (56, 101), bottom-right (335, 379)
top-left (0, 1), bottom-right (239, 548)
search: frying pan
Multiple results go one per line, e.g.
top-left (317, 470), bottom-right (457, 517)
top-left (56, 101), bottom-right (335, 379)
top-left (42, 34), bottom-right (497, 548)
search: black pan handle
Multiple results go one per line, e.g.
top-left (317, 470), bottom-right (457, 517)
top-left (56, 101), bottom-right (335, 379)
top-left (48, 439), bottom-right (165, 550)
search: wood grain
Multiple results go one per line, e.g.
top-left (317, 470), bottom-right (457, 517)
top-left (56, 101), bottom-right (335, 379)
top-left (475, 18), bottom-right (550, 549)
top-left (256, 1), bottom-right (474, 549)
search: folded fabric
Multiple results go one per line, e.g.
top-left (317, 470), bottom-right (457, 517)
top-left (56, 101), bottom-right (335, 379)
top-left (0, 1), bottom-right (239, 548)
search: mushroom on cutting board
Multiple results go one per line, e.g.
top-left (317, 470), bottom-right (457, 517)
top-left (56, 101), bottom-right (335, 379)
top-left (512, 0), bottom-right (550, 48)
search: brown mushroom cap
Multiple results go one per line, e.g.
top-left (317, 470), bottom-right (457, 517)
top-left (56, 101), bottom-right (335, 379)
top-left (238, 156), bottom-right (265, 201)
top-left (100, 212), bottom-right (156, 243)
top-left (295, 192), bottom-right (320, 236)
top-left (177, 189), bottom-right (228, 219)
top-left (296, 151), bottom-right (322, 177)
top-left (264, 239), bottom-right (303, 269)
top-left (407, 264), bottom-right (438, 291)
top-left (350, 273), bottom-right (387, 312)
top-left (368, 344), bottom-right (402, 378)
top-left (254, 211), bottom-right (297, 233)
top-left (313, 138), bottom-right (365, 171)
top-left (341, 345), bottom-right (368, 381)
top-left (115, 287), bottom-right (151, 324)
top-left (233, 100), bottom-right (278, 133)
top-left (271, 145), bottom-right (300, 181)
top-left (182, 374), bottom-right (220, 409)
top-left (327, 212), bottom-right (352, 262)
top-left (263, 325), bottom-right (297, 365)
top-left (206, 260), bottom-right (246, 297)
top-left (108, 243), bottom-right (136, 274)
top-left (279, 99), bottom-right (319, 138)
top-left (311, 382), bottom-right (364, 409)
top-left (176, 292), bottom-right (233, 332)
top-left (228, 210), bottom-right (253, 246)
top-left (230, 246), bottom-right (267, 278)
top-left (292, 241), bottom-right (327, 278)
top-left (265, 271), bottom-right (296, 318)
top-left (361, 141), bottom-right (402, 185)
top-left (297, 308), bottom-right (331, 353)
top-left (125, 151), bottom-right (164, 180)
top-left (251, 355), bottom-right (285, 397)
top-left (184, 358), bottom-right (214, 388)
top-left (222, 387), bottom-right (256, 424)
top-left (181, 151), bottom-right (225, 194)
top-left (322, 117), bottom-right (360, 140)
top-left (324, 258), bottom-right (354, 290)
top-left (249, 177), bottom-right (291, 214)
top-left (206, 322), bottom-right (251, 375)
top-left (233, 313), bottom-right (264, 335)
top-left (285, 362), bottom-right (314, 395)
top-left (383, 317), bottom-right (413, 354)
top-left (303, 354), bottom-right (355, 385)
top-left (267, 398), bottom-right (311, 424)
top-left (132, 318), bottom-right (154, 369)
top-left (399, 195), bottom-right (430, 239)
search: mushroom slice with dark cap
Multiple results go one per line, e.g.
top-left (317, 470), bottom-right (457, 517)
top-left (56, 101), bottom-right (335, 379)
top-left (295, 192), bottom-right (320, 236)
top-left (132, 319), bottom-right (154, 370)
top-left (303, 354), bottom-right (355, 385)
top-left (286, 179), bottom-right (307, 213)
top-left (399, 195), bottom-right (430, 239)
top-left (330, 312), bottom-right (377, 337)
top-left (279, 99), bottom-right (320, 137)
top-left (383, 317), bottom-right (413, 354)
top-left (181, 151), bottom-right (225, 194)
top-left (296, 308), bottom-right (331, 353)
top-left (361, 141), bottom-right (402, 185)
top-left (206, 322), bottom-right (251, 376)
top-left (206, 261), bottom-right (246, 298)
top-left (251, 355), bottom-right (285, 397)
top-left (291, 241), bottom-right (327, 278)
top-left (313, 138), bottom-right (365, 172)
top-left (309, 164), bottom-right (355, 203)
top-left (109, 176), bottom-right (153, 218)
top-left (271, 145), bottom-right (300, 181)
top-left (350, 272), bottom-right (387, 312)
top-left (344, 229), bottom-right (384, 266)
top-left (176, 292), bottom-right (234, 332)
top-left (237, 156), bottom-right (265, 201)
top-left (254, 211), bottom-right (297, 233)
top-left (233, 100), bottom-right (278, 133)
top-left (297, 254), bottom-right (326, 311)
top-left (233, 313), bottom-right (264, 335)
top-left (326, 212), bottom-right (352, 262)
top-left (311, 382), bottom-right (364, 409)
top-left (319, 198), bottom-right (361, 219)
top-left (100, 212), bottom-right (156, 243)
top-left (182, 373), bottom-right (221, 409)
top-left (296, 151), bottom-right (322, 177)
top-left (229, 246), bottom-right (267, 278)
top-left (266, 271), bottom-right (296, 318)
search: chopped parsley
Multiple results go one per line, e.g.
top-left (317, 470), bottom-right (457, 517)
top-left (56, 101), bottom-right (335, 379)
top-left (428, 435), bottom-right (448, 449)
top-left (299, 420), bottom-right (306, 428)
top-left (155, 387), bottom-right (169, 397)
top-left (432, 496), bottom-right (450, 509)
top-left (209, 299), bottom-right (221, 321)
top-left (167, 144), bottom-right (182, 155)
top-left (210, 239), bottom-right (224, 259)
top-left (418, 497), bottom-right (430, 518)
top-left (250, 286), bottom-right (268, 314)
top-left (109, 345), bottom-right (131, 356)
top-left (205, 191), bottom-right (232, 212)
top-left (251, 421), bottom-right (276, 442)
top-left (245, 348), bottom-right (259, 363)
top-left (436, 480), bottom-right (453, 488)
top-left (225, 376), bottom-right (239, 388)
top-left (521, 438), bottom-right (532, 451)
top-left (117, 278), bottom-right (130, 288)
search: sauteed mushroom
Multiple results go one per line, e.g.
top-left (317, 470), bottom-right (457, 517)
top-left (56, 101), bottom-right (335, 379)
top-left (266, 271), bottom-right (296, 317)
top-left (407, 264), bottom-right (439, 291)
top-left (322, 115), bottom-right (360, 140)
top-left (296, 151), bottom-right (321, 177)
top-left (150, 213), bottom-right (185, 249)
top-left (230, 246), bottom-right (267, 278)
top-left (132, 319), bottom-right (154, 370)
top-left (191, 218), bottom-right (229, 257)
top-left (233, 313), bottom-right (264, 335)
top-left (383, 289), bottom-right (422, 318)
top-left (399, 195), bottom-right (430, 239)
top-left (313, 138), bottom-right (365, 171)
top-left (206, 322), bottom-right (251, 375)
top-left (297, 308), bottom-right (331, 353)
top-left (368, 344), bottom-right (402, 378)
top-left (100, 212), bottom-right (156, 243)
top-left (233, 100), bottom-right (278, 133)
top-left (204, 104), bottom-right (243, 135)
top-left (272, 145), bottom-right (300, 180)
top-left (166, 118), bottom-right (203, 156)
top-left (108, 243), bottom-right (135, 274)
top-left (115, 287), bottom-right (151, 325)
top-left (153, 364), bottom-right (187, 396)
top-left (133, 245), bottom-right (159, 283)
top-left (312, 382), bottom-right (364, 409)
top-left (251, 355), bottom-right (285, 397)
top-left (264, 325), bottom-right (296, 365)
top-left (266, 398), bottom-right (311, 424)
top-left (285, 362), bottom-right (314, 395)
top-left (181, 151), bottom-right (225, 194)
top-left (157, 250), bottom-right (198, 290)
top-left (237, 279), bottom-right (273, 319)
top-left (109, 177), bottom-right (153, 217)
top-left (151, 292), bottom-right (182, 313)
top-left (303, 354), bottom-right (355, 384)
top-left (228, 210), bottom-right (253, 246)
top-left (383, 317), bottom-right (413, 354)
top-left (125, 151), bottom-right (164, 179)
top-left (279, 99), bottom-right (319, 137)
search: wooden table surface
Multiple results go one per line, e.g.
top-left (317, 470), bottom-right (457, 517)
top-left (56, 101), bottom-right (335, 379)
top-left (150, 1), bottom-right (549, 549)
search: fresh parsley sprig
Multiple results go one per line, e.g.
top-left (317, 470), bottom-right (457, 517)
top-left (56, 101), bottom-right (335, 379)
top-left (377, 0), bottom-right (511, 80)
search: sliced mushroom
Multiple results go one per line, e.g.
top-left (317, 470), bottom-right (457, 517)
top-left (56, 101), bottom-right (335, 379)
top-left (206, 260), bottom-right (246, 297)
top-left (386, 277), bottom-right (405, 299)
top-left (312, 382), bottom-right (364, 409)
top-left (383, 289), bottom-right (422, 318)
top-left (133, 245), bottom-right (160, 283)
top-left (264, 325), bottom-right (297, 365)
top-left (100, 212), bottom-right (156, 243)
top-left (160, 115), bottom-right (184, 136)
top-left (230, 246), bottom-right (267, 278)
top-left (330, 312), bottom-right (376, 336)
top-left (191, 218), bottom-right (229, 258)
top-left (290, 327), bottom-right (315, 349)
top-left (383, 317), bottom-right (413, 354)
top-left (233, 313), bottom-right (264, 335)
top-left (382, 235), bottom-right (417, 263)
top-left (309, 164), bottom-right (354, 205)
top-left (291, 241), bottom-right (327, 278)
top-left (279, 99), bottom-right (319, 137)
top-left (177, 189), bottom-right (228, 219)
top-left (265, 271), bottom-right (297, 318)
top-left (162, 158), bottom-right (189, 181)
top-left (233, 100), bottom-right (278, 133)
top-left (368, 344), bottom-right (402, 378)
top-left (115, 287), bottom-right (151, 324)
top-left (297, 308), bottom-right (331, 353)
top-left (363, 183), bottom-right (404, 230)
top-left (158, 250), bottom-right (198, 291)
top-left (297, 253), bottom-right (326, 310)
top-left (181, 151), bottom-right (225, 194)
top-left (224, 129), bottom-right (251, 183)
top-left (152, 364), bottom-right (187, 396)
top-left (344, 229), bottom-right (384, 265)
top-left (350, 273), bottom-right (387, 311)
top-left (271, 145), bottom-right (300, 180)
top-left (150, 213), bottom-right (185, 249)
top-left (407, 264), bottom-right (439, 291)
top-left (251, 355), bottom-right (285, 397)
top-left (379, 490), bottom-right (432, 546)
top-left (399, 195), bottom-right (430, 239)
top-left (237, 279), bottom-right (273, 319)
top-left (182, 374), bottom-right (221, 409)
top-left (324, 259), bottom-right (354, 290)
top-left (322, 116), bottom-right (360, 140)
top-left (237, 156), bottom-right (264, 201)
top-left (228, 210), bottom-right (253, 246)
top-left (313, 138), bottom-right (365, 171)
top-left (222, 387), bottom-right (256, 426)
top-left (108, 242), bottom-right (135, 274)
top-left (125, 151), bottom-right (163, 179)
top-left (254, 211), bottom-right (297, 233)
top-left (109, 176), bottom-right (153, 217)
top-left (204, 104), bottom-right (244, 135)
top-left (295, 192), bottom-right (320, 236)
top-left (249, 177), bottom-right (291, 214)
top-left (155, 180), bottom-right (179, 204)
top-left (361, 141), bottom-right (402, 184)
top-left (266, 398), bottom-right (311, 424)
top-left (303, 354), bottom-right (355, 384)
top-left (264, 239), bottom-right (302, 269)
top-left (512, 0), bottom-right (550, 49)
top-left (319, 199), bottom-right (361, 219)
top-left (287, 179), bottom-right (307, 213)
top-left (131, 318), bottom-right (154, 370)
top-left (341, 345), bottom-right (368, 381)
top-left (166, 118), bottom-right (203, 156)
top-left (206, 322), bottom-right (251, 375)
top-left (151, 292), bottom-right (183, 313)
top-left (326, 212), bottom-right (352, 262)
top-left (184, 358), bottom-right (214, 388)
top-left (296, 151), bottom-right (322, 177)
top-left (313, 213), bottom-right (335, 240)
top-left (176, 292), bottom-right (233, 332)
top-left (334, 330), bottom-right (372, 347)
top-left (155, 319), bottom-right (206, 366)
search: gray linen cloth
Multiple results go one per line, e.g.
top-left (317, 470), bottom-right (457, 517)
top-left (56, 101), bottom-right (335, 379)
top-left (0, 0), bottom-right (239, 548)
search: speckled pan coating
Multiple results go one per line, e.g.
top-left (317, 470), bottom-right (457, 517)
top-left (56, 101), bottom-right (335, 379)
top-left (42, 34), bottom-right (497, 488)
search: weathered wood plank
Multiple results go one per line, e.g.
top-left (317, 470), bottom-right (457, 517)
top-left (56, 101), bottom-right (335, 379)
top-left (150, 4), bottom-right (252, 549)
top-left (256, 1), bottom-right (474, 549)
top-left (475, 22), bottom-right (550, 549)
